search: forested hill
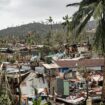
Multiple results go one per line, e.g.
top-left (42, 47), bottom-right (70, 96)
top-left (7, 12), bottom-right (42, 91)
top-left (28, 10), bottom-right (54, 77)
top-left (0, 21), bottom-right (96, 38)
top-left (0, 22), bottom-right (63, 38)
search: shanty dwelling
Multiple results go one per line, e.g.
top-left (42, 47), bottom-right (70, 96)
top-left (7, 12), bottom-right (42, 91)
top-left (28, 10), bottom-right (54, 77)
top-left (54, 58), bottom-right (104, 72)
top-left (54, 66), bottom-right (85, 97)
top-left (42, 63), bottom-right (74, 79)
top-left (3, 71), bottom-right (30, 105)
top-left (42, 63), bottom-right (84, 104)
top-left (54, 77), bottom-right (86, 104)
top-left (42, 63), bottom-right (60, 96)
top-left (52, 58), bottom-right (104, 104)
top-left (84, 71), bottom-right (103, 101)
top-left (20, 72), bottom-right (48, 104)
top-left (42, 63), bottom-right (60, 76)
top-left (42, 62), bottom-right (84, 95)
top-left (35, 67), bottom-right (45, 74)
top-left (2, 63), bottom-right (31, 74)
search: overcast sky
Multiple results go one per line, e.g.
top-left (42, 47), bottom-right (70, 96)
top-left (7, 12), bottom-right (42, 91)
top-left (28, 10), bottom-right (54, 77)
top-left (0, 0), bottom-right (81, 30)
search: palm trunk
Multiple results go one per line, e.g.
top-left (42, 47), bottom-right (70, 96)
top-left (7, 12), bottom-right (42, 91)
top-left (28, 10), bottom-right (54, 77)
top-left (48, 70), bottom-right (51, 94)
top-left (18, 66), bottom-right (22, 105)
top-left (101, 3), bottom-right (105, 101)
top-left (19, 86), bottom-right (21, 105)
top-left (86, 80), bottom-right (89, 101)
top-left (102, 53), bottom-right (105, 102)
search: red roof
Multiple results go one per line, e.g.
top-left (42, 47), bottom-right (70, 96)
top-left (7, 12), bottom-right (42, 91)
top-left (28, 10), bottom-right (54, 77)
top-left (54, 59), bottom-right (104, 68)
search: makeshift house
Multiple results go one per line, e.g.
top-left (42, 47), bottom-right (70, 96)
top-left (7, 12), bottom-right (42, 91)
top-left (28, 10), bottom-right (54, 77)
top-left (54, 58), bottom-right (104, 71)
top-left (35, 67), bottom-right (45, 74)
top-left (20, 72), bottom-right (48, 98)
top-left (55, 78), bottom-right (69, 97)
top-left (42, 63), bottom-right (60, 95)
top-left (6, 72), bottom-right (30, 95)
top-left (90, 73), bottom-right (103, 88)
top-left (42, 63), bottom-right (60, 76)
top-left (63, 69), bottom-right (83, 80)
top-left (6, 64), bottom-right (31, 74)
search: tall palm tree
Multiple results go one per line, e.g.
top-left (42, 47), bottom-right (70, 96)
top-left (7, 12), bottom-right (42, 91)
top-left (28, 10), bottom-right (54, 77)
top-left (17, 64), bottom-right (22, 105)
top-left (67, 0), bottom-right (105, 102)
top-left (62, 15), bottom-right (71, 44)
top-left (45, 16), bottom-right (54, 47)
top-left (47, 16), bottom-right (53, 30)
top-left (0, 64), bottom-right (13, 105)
top-left (26, 31), bottom-right (34, 54)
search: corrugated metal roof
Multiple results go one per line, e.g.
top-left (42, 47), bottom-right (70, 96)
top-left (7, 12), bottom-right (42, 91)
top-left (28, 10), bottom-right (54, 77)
top-left (54, 58), bottom-right (104, 68)
top-left (42, 63), bottom-right (60, 69)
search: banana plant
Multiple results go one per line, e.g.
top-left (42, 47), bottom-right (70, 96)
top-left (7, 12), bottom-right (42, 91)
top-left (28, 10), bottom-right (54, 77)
top-left (32, 88), bottom-right (52, 105)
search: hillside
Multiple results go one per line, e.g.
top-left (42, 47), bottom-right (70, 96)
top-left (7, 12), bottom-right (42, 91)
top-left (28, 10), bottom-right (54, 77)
top-left (0, 22), bottom-right (62, 38)
top-left (0, 21), bottom-right (96, 38)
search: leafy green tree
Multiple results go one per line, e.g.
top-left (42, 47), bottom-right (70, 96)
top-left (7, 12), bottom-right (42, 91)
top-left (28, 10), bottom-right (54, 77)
top-left (67, 0), bottom-right (105, 101)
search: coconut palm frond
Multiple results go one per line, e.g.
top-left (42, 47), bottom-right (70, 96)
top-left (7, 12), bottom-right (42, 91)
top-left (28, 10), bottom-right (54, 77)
top-left (67, 0), bottom-right (98, 8)
top-left (66, 0), bottom-right (96, 7)
top-left (71, 7), bottom-right (93, 32)
top-left (93, 1), bottom-right (103, 20)
top-left (68, 0), bottom-right (100, 29)
top-left (94, 18), bottom-right (105, 53)
top-left (80, 0), bottom-right (99, 7)
top-left (68, 0), bottom-right (105, 101)
top-left (75, 10), bottom-right (94, 35)
top-left (66, 2), bottom-right (80, 7)
top-left (94, 21), bottom-right (102, 49)
top-left (62, 22), bottom-right (66, 29)
top-left (70, 1), bottom-right (100, 36)
top-left (46, 16), bottom-right (53, 23)
top-left (63, 15), bottom-right (71, 21)
top-left (62, 15), bottom-right (71, 30)
top-left (62, 22), bottom-right (66, 26)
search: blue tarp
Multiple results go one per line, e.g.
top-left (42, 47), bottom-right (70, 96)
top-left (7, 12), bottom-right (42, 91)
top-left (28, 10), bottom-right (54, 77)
top-left (59, 67), bottom-right (69, 73)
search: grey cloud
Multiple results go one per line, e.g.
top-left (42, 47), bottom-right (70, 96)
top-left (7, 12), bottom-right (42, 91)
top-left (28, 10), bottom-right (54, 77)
top-left (0, 0), bottom-right (11, 9)
top-left (0, 0), bottom-right (80, 29)
top-left (0, 0), bottom-right (10, 4)
top-left (8, 0), bottom-right (78, 18)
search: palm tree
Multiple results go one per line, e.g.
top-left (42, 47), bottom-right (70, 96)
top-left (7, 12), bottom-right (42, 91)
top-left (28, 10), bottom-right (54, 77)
top-left (16, 64), bottom-right (22, 105)
top-left (47, 16), bottom-right (53, 30)
top-left (45, 16), bottom-right (54, 47)
top-left (26, 31), bottom-right (34, 54)
top-left (67, 0), bottom-right (105, 102)
top-left (0, 64), bottom-right (13, 105)
top-left (62, 15), bottom-right (72, 44)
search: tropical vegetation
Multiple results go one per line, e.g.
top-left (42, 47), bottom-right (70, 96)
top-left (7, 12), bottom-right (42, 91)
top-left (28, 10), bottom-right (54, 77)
top-left (67, 0), bottom-right (105, 101)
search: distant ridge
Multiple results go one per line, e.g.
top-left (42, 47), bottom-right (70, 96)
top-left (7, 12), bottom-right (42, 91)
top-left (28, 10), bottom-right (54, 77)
top-left (0, 22), bottom-right (62, 37)
top-left (0, 21), bottom-right (96, 37)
